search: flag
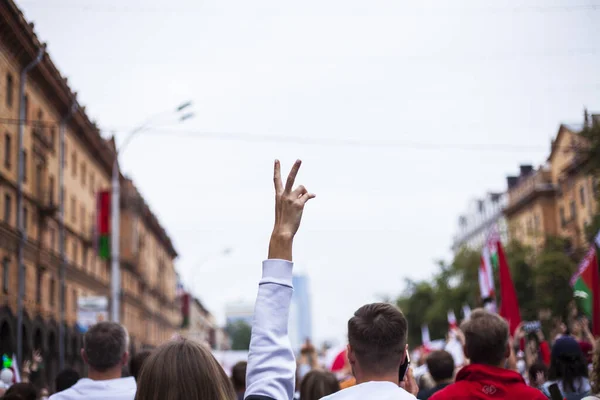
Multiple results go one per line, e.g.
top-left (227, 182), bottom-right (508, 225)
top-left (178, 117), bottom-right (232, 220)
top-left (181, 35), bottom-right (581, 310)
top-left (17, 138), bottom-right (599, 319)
top-left (421, 325), bottom-right (431, 346)
top-left (571, 244), bottom-right (600, 336)
top-left (493, 238), bottom-right (522, 336)
top-left (462, 304), bottom-right (471, 321)
top-left (447, 310), bottom-right (457, 330)
top-left (479, 245), bottom-right (496, 300)
top-left (181, 293), bottom-right (190, 329)
top-left (11, 354), bottom-right (20, 383)
top-left (96, 191), bottom-right (111, 260)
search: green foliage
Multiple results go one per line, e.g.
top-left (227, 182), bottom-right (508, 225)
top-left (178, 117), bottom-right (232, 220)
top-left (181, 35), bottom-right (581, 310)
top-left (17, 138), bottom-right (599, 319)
top-left (226, 320), bottom-right (252, 350)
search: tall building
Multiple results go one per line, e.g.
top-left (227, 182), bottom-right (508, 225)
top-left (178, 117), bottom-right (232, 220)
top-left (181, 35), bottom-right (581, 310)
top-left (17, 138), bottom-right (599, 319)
top-left (0, 0), bottom-right (179, 387)
top-left (451, 192), bottom-right (508, 253)
top-left (289, 274), bottom-right (312, 352)
top-left (503, 120), bottom-right (599, 251)
top-left (504, 165), bottom-right (557, 252)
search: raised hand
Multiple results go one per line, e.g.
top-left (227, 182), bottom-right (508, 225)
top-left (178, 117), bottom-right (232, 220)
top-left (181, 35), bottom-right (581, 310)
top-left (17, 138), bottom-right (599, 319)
top-left (269, 159), bottom-right (315, 261)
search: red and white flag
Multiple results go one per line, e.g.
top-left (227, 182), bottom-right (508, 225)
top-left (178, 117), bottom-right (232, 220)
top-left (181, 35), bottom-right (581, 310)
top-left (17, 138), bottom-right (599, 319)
top-left (421, 325), bottom-right (431, 346)
top-left (447, 310), bottom-right (457, 330)
top-left (462, 304), bottom-right (471, 321)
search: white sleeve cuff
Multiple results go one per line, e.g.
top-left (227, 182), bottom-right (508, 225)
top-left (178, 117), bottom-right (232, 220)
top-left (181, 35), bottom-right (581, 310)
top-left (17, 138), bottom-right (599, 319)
top-left (261, 259), bottom-right (294, 287)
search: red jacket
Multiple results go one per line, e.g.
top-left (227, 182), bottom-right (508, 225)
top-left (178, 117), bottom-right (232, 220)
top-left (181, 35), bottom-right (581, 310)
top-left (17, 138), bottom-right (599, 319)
top-left (429, 364), bottom-right (547, 400)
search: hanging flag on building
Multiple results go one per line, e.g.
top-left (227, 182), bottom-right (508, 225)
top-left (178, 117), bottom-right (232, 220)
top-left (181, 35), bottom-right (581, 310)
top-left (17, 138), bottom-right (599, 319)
top-left (571, 239), bottom-right (600, 336)
top-left (479, 244), bottom-right (496, 302)
top-left (96, 191), bottom-right (111, 260)
top-left (181, 292), bottom-right (190, 329)
top-left (447, 310), bottom-right (457, 330)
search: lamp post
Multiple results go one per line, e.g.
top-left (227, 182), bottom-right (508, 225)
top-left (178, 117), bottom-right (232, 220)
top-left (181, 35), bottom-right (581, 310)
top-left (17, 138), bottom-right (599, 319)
top-left (110, 102), bottom-right (193, 323)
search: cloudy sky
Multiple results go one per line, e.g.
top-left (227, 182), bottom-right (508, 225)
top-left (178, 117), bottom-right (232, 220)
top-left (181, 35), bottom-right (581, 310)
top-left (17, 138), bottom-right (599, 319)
top-left (18, 0), bottom-right (599, 343)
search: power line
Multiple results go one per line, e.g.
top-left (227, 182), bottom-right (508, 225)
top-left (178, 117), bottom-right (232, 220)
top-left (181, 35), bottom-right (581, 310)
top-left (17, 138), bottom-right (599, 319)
top-left (18, 2), bottom-right (600, 14)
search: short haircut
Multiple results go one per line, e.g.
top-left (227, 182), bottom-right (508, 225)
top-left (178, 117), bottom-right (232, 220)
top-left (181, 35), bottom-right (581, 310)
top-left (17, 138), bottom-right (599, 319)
top-left (348, 303), bottom-right (408, 374)
top-left (83, 322), bottom-right (128, 372)
top-left (300, 370), bottom-right (339, 400)
top-left (55, 368), bottom-right (81, 393)
top-left (231, 361), bottom-right (247, 392)
top-left (130, 350), bottom-right (152, 382)
top-left (4, 383), bottom-right (37, 400)
top-left (426, 350), bottom-right (455, 383)
top-left (460, 308), bottom-right (508, 366)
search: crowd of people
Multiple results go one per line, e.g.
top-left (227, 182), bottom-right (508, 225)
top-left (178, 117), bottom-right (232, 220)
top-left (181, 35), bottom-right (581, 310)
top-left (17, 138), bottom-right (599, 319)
top-left (0, 159), bottom-right (599, 400)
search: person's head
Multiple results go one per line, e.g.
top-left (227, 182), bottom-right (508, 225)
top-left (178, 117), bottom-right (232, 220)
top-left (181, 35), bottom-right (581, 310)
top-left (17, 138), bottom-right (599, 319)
top-left (299, 370), bottom-right (340, 400)
top-left (347, 303), bottom-right (408, 382)
top-left (129, 350), bottom-right (152, 382)
top-left (134, 339), bottom-right (236, 400)
top-left (528, 362), bottom-right (548, 387)
top-left (55, 368), bottom-right (81, 393)
top-left (4, 383), bottom-right (37, 400)
top-left (548, 336), bottom-right (589, 393)
top-left (82, 322), bottom-right (129, 377)
top-left (230, 361), bottom-right (247, 394)
top-left (460, 308), bottom-right (509, 367)
top-left (591, 338), bottom-right (600, 394)
top-left (425, 350), bottom-right (455, 384)
top-left (569, 319), bottom-right (583, 338)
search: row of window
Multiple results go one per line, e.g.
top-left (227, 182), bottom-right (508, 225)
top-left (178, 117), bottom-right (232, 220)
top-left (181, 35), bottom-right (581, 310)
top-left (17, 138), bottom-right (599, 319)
top-left (1, 257), bottom-right (78, 313)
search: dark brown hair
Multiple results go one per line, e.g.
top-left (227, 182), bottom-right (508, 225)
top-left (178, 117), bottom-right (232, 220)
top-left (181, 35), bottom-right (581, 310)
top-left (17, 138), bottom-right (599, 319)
top-left (348, 303), bottom-right (408, 374)
top-left (460, 308), bottom-right (508, 366)
top-left (425, 350), bottom-right (455, 383)
top-left (130, 350), bottom-right (152, 382)
top-left (299, 370), bottom-right (340, 400)
top-left (83, 322), bottom-right (128, 372)
top-left (4, 383), bottom-right (37, 400)
top-left (231, 361), bottom-right (247, 392)
top-left (134, 339), bottom-right (236, 400)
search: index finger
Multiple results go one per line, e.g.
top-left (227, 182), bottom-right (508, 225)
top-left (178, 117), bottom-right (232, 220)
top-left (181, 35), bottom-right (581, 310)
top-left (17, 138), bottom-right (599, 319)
top-left (285, 159), bottom-right (302, 193)
top-left (273, 159), bottom-right (282, 193)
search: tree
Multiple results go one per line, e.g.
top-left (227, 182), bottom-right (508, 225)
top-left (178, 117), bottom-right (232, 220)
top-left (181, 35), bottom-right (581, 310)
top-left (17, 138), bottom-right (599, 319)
top-left (226, 320), bottom-right (252, 350)
top-left (505, 241), bottom-right (537, 321)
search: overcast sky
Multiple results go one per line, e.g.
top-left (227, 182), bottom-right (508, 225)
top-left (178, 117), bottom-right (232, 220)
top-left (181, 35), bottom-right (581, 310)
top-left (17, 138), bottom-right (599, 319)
top-left (18, 0), bottom-right (600, 343)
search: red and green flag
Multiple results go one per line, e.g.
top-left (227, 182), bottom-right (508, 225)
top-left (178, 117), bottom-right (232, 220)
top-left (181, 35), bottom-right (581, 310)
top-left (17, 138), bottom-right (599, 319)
top-left (97, 191), bottom-right (111, 260)
top-left (571, 234), bottom-right (600, 336)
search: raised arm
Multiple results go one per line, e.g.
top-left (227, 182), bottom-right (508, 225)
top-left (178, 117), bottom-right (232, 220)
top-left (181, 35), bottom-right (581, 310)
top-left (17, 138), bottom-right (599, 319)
top-left (245, 159), bottom-right (315, 400)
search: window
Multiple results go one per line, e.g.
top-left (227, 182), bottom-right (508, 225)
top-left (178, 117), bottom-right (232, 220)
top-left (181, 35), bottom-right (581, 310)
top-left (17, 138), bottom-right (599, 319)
top-left (71, 196), bottom-right (76, 223)
top-left (73, 288), bottom-right (77, 313)
top-left (22, 150), bottom-right (27, 182)
top-left (4, 194), bottom-right (11, 224)
top-left (82, 247), bottom-right (87, 270)
top-left (72, 240), bottom-right (78, 265)
top-left (49, 228), bottom-right (55, 252)
top-left (4, 134), bottom-right (11, 169)
top-left (71, 152), bottom-right (76, 177)
top-left (80, 205), bottom-right (85, 231)
top-left (48, 175), bottom-right (55, 204)
top-left (560, 207), bottom-right (566, 228)
top-left (570, 200), bottom-right (577, 221)
top-left (81, 163), bottom-right (86, 186)
top-left (90, 173), bottom-right (95, 195)
top-left (23, 94), bottom-right (28, 122)
top-left (580, 186), bottom-right (585, 206)
top-left (50, 127), bottom-right (56, 149)
top-left (23, 206), bottom-right (28, 233)
top-left (2, 258), bottom-right (9, 294)
top-left (6, 74), bottom-right (13, 107)
top-left (36, 268), bottom-right (42, 304)
top-left (50, 276), bottom-right (56, 306)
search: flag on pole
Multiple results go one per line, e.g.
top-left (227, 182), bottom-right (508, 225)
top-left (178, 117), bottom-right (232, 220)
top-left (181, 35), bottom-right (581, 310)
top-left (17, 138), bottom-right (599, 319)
top-left (493, 238), bottom-right (522, 336)
top-left (479, 245), bottom-right (496, 301)
top-left (421, 325), bottom-right (431, 346)
top-left (96, 191), bottom-right (111, 260)
top-left (447, 310), bottom-right (457, 330)
top-left (571, 243), bottom-right (600, 336)
top-left (462, 304), bottom-right (471, 321)
top-left (11, 354), bottom-right (20, 383)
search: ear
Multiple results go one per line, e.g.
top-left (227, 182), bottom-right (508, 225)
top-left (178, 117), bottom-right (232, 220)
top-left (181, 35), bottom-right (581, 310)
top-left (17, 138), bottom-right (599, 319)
top-left (81, 349), bottom-right (88, 365)
top-left (504, 343), bottom-right (511, 360)
top-left (401, 344), bottom-right (408, 364)
top-left (122, 351), bottom-right (130, 366)
top-left (347, 344), bottom-right (355, 366)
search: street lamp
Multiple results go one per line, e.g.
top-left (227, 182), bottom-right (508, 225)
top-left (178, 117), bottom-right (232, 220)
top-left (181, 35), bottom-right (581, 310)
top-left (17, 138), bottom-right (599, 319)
top-left (110, 101), bottom-right (194, 323)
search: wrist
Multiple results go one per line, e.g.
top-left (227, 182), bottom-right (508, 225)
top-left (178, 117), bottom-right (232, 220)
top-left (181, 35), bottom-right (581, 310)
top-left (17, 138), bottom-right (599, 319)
top-left (269, 232), bottom-right (294, 261)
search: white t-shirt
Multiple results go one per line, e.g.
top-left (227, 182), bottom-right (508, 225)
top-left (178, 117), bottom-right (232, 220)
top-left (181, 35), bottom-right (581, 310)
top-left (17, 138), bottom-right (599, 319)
top-left (49, 377), bottom-right (136, 400)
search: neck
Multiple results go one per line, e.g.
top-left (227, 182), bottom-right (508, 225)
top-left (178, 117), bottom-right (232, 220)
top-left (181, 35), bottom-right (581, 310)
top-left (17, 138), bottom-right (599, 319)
top-left (88, 366), bottom-right (122, 381)
top-left (354, 371), bottom-right (399, 386)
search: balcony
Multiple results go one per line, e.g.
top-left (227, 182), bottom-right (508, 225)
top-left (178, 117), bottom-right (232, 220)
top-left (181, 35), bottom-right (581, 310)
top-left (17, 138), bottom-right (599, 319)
top-left (36, 184), bottom-right (58, 217)
top-left (505, 170), bottom-right (555, 216)
top-left (32, 124), bottom-right (54, 151)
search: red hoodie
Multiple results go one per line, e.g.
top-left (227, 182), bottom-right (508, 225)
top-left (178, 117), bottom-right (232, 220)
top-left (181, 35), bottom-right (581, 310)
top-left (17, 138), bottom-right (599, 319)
top-left (429, 364), bottom-right (547, 400)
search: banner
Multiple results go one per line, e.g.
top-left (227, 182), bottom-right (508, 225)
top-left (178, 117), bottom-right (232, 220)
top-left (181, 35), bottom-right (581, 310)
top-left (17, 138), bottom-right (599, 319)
top-left (77, 296), bottom-right (108, 333)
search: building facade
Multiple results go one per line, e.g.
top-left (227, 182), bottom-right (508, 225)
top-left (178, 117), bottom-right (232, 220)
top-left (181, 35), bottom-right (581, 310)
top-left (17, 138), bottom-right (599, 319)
top-left (0, 0), bottom-right (179, 387)
top-left (451, 192), bottom-right (508, 253)
top-left (180, 295), bottom-right (217, 347)
top-left (503, 123), bottom-right (598, 251)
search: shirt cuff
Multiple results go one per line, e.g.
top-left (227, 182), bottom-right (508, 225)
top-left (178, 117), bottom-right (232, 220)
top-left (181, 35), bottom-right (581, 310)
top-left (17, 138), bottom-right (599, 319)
top-left (261, 259), bottom-right (293, 288)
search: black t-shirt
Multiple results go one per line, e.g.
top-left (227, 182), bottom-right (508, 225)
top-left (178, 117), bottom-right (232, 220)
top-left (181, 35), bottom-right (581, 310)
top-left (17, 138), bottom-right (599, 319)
top-left (417, 382), bottom-right (452, 400)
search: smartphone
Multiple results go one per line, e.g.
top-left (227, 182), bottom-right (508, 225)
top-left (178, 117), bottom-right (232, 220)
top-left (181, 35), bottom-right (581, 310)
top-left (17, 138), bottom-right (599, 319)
top-left (548, 383), bottom-right (563, 400)
top-left (523, 320), bottom-right (542, 334)
top-left (398, 349), bottom-right (411, 382)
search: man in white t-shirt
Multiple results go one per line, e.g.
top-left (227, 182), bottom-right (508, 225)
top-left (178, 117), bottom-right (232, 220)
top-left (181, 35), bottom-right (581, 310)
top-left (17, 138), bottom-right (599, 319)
top-left (50, 322), bottom-right (136, 400)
